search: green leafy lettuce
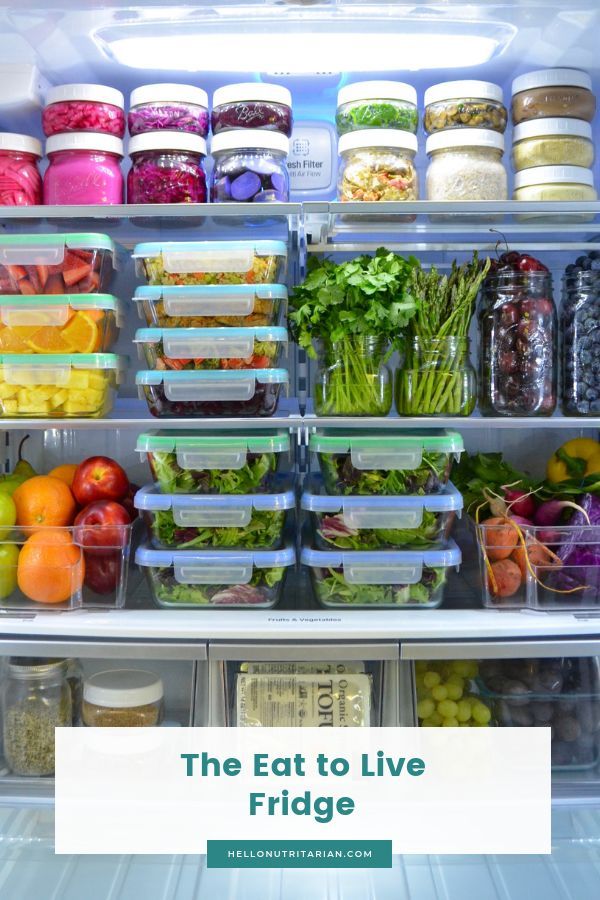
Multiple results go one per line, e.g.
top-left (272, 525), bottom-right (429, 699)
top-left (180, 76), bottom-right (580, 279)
top-left (150, 508), bottom-right (285, 550)
top-left (149, 451), bottom-right (274, 495)
top-left (313, 565), bottom-right (447, 606)
top-left (319, 451), bottom-right (451, 496)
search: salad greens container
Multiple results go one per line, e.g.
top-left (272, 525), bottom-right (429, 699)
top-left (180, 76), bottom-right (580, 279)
top-left (133, 240), bottom-right (287, 286)
top-left (134, 483), bottom-right (295, 550)
top-left (311, 430), bottom-right (464, 496)
top-left (136, 542), bottom-right (295, 609)
top-left (302, 539), bottom-right (460, 608)
top-left (136, 430), bottom-right (291, 494)
top-left (301, 477), bottom-right (462, 550)
top-left (134, 326), bottom-right (287, 372)
top-left (133, 284), bottom-right (287, 329)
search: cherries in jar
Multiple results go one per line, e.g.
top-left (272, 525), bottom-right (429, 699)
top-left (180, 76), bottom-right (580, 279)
top-left (479, 252), bottom-right (557, 416)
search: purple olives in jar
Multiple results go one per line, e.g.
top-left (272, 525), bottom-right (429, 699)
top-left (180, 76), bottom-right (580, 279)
top-left (212, 84), bottom-right (292, 136)
top-left (128, 84), bottom-right (209, 137)
top-left (210, 131), bottom-right (290, 204)
top-left (127, 132), bottom-right (207, 204)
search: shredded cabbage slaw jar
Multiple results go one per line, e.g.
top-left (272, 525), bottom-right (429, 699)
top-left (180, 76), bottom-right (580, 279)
top-left (338, 129), bottom-right (418, 202)
top-left (127, 132), bottom-right (207, 204)
top-left (128, 83), bottom-right (209, 137)
top-left (0, 133), bottom-right (42, 206)
top-left (42, 84), bottom-right (125, 137)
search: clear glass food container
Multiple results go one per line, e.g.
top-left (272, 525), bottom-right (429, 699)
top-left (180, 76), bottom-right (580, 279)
top-left (136, 429), bottom-right (291, 494)
top-left (0, 232), bottom-right (118, 295)
top-left (513, 165), bottom-right (597, 222)
top-left (314, 335), bottom-right (393, 416)
top-left (134, 325), bottom-right (287, 371)
top-left (0, 352), bottom-right (124, 417)
top-left (310, 430), bottom-right (464, 496)
top-left (2, 658), bottom-right (72, 775)
top-left (134, 482), bottom-right (295, 551)
top-left (338, 129), bottom-right (418, 202)
top-left (133, 284), bottom-right (287, 329)
top-left (561, 259), bottom-right (600, 415)
top-left (0, 133), bottom-right (42, 206)
top-left (133, 239), bottom-right (287, 286)
top-left (511, 68), bottom-right (596, 125)
top-left (42, 84), bottom-right (125, 137)
top-left (424, 80), bottom-right (506, 134)
top-left (479, 269), bottom-right (557, 416)
top-left (82, 669), bottom-right (163, 727)
top-left (336, 80), bottom-right (418, 135)
top-left (526, 524), bottom-right (600, 612)
top-left (211, 83), bottom-right (292, 136)
top-left (395, 337), bottom-right (476, 417)
top-left (0, 294), bottom-right (122, 354)
top-left (211, 130), bottom-right (289, 203)
top-left (425, 129), bottom-right (507, 201)
top-left (43, 134), bottom-right (124, 205)
top-left (136, 542), bottom-right (295, 608)
top-left (414, 658), bottom-right (492, 728)
top-left (128, 83), bottom-right (209, 137)
top-left (127, 132), bottom-right (207, 204)
top-left (512, 118), bottom-right (594, 171)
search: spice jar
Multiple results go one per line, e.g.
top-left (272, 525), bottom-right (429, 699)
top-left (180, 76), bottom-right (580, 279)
top-left (338, 129), bottom-right (418, 202)
top-left (315, 335), bottom-right (393, 416)
top-left (128, 83), bottom-right (209, 137)
top-left (512, 69), bottom-right (596, 125)
top-left (0, 133), bottom-right (42, 206)
top-left (561, 254), bottom-right (600, 415)
top-left (43, 83), bottom-right (125, 138)
top-left (513, 165), bottom-right (596, 214)
top-left (336, 81), bottom-right (418, 135)
top-left (43, 134), bottom-right (124, 205)
top-left (512, 118), bottom-right (594, 171)
top-left (212, 83), bottom-right (292, 136)
top-left (82, 669), bottom-right (164, 727)
top-left (2, 658), bottom-right (72, 776)
top-left (395, 337), bottom-right (476, 417)
top-left (128, 132), bottom-right (207, 204)
top-left (211, 130), bottom-right (289, 203)
top-left (426, 129), bottom-right (507, 201)
top-left (424, 80), bottom-right (506, 134)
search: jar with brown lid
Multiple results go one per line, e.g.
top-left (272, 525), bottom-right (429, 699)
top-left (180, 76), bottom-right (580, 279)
top-left (512, 69), bottom-right (596, 125)
top-left (82, 669), bottom-right (164, 727)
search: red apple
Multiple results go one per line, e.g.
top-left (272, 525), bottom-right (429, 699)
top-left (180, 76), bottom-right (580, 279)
top-left (72, 456), bottom-right (129, 506)
top-left (121, 483), bottom-right (140, 522)
top-left (74, 500), bottom-right (131, 556)
top-left (84, 551), bottom-right (122, 595)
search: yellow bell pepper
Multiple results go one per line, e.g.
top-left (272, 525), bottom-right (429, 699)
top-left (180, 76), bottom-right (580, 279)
top-left (547, 438), bottom-right (600, 483)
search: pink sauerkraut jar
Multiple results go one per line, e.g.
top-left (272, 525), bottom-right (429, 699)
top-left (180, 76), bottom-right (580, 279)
top-left (43, 84), bottom-right (125, 138)
top-left (0, 133), bottom-right (42, 206)
top-left (43, 134), bottom-right (124, 205)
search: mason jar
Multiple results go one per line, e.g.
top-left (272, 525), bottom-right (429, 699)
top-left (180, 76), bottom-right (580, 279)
top-left (338, 129), bottom-right (418, 203)
top-left (561, 266), bottom-right (600, 415)
top-left (426, 129), bottom-right (507, 201)
top-left (336, 81), bottom-right (418, 135)
top-left (395, 337), bottom-right (476, 417)
top-left (315, 335), bottom-right (393, 416)
top-left (43, 134), bottom-right (124, 205)
top-left (511, 68), bottom-right (596, 125)
top-left (211, 130), bottom-right (289, 203)
top-left (127, 132), bottom-right (207, 203)
top-left (424, 80), bottom-right (506, 134)
top-left (0, 132), bottom-right (42, 206)
top-left (42, 83), bottom-right (125, 137)
top-left (128, 83), bottom-right (209, 137)
top-left (211, 83), bottom-right (292, 136)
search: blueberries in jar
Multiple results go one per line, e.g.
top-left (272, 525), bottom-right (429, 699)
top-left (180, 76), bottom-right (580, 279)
top-left (562, 251), bottom-right (600, 415)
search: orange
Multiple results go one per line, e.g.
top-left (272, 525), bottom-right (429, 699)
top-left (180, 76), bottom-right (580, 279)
top-left (48, 463), bottom-right (78, 488)
top-left (13, 475), bottom-right (76, 531)
top-left (27, 327), bottom-right (72, 353)
top-left (0, 328), bottom-right (31, 352)
top-left (61, 312), bottom-right (99, 353)
top-left (18, 530), bottom-right (85, 604)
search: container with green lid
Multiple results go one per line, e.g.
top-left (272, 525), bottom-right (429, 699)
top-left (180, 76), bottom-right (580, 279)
top-left (310, 430), bottom-right (464, 496)
top-left (132, 240), bottom-right (287, 287)
top-left (0, 294), bottom-right (122, 353)
top-left (137, 430), bottom-right (291, 494)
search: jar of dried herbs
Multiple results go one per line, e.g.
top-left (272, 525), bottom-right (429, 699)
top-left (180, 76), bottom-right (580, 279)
top-left (82, 669), bottom-right (164, 727)
top-left (2, 658), bottom-right (72, 776)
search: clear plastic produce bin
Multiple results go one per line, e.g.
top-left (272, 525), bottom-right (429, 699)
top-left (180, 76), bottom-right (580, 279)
top-left (133, 240), bottom-right (287, 286)
top-left (136, 541), bottom-right (295, 609)
top-left (310, 430), bottom-right (464, 496)
top-left (134, 482), bottom-right (295, 550)
top-left (0, 294), bottom-right (122, 354)
top-left (134, 326), bottom-right (287, 371)
top-left (0, 352), bottom-right (124, 417)
top-left (136, 429), bottom-right (291, 494)
top-left (0, 233), bottom-right (118, 295)
top-left (302, 539), bottom-right (461, 608)
top-left (133, 283), bottom-right (288, 329)
top-left (136, 367), bottom-right (289, 418)
top-left (301, 478), bottom-right (463, 550)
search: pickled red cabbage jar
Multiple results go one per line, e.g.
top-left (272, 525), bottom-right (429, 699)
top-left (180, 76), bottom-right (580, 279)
top-left (0, 133), bottom-right (42, 206)
top-left (211, 131), bottom-right (289, 203)
top-left (43, 84), bottom-right (125, 138)
top-left (43, 134), bottom-right (124, 205)
top-left (128, 132), bottom-right (207, 204)
top-left (128, 83), bottom-right (209, 137)
top-left (212, 83), bottom-right (292, 136)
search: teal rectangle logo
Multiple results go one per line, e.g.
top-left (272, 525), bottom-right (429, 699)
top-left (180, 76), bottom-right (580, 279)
top-left (207, 840), bottom-right (392, 868)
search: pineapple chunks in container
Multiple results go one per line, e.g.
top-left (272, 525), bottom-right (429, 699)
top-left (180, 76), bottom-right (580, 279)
top-left (0, 353), bottom-right (124, 417)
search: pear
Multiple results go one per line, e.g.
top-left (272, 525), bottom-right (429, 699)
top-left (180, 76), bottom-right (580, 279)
top-left (0, 436), bottom-right (36, 496)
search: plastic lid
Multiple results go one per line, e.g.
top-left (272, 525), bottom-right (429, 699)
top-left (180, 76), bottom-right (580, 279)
top-left (512, 117), bottom-right (593, 143)
top-left (83, 669), bottom-right (163, 708)
top-left (134, 284), bottom-right (288, 302)
top-left (310, 430), bottom-right (464, 463)
top-left (133, 482), bottom-right (295, 512)
top-left (137, 429), bottom-right (290, 455)
top-left (0, 233), bottom-right (116, 254)
top-left (301, 538), bottom-right (461, 570)
top-left (0, 293), bottom-right (119, 311)
top-left (213, 83), bottom-right (291, 108)
top-left (424, 80), bottom-right (503, 107)
top-left (514, 165), bottom-right (595, 189)
top-left (130, 83), bottom-right (208, 108)
top-left (46, 133), bottom-right (124, 157)
top-left (129, 131), bottom-right (207, 156)
top-left (337, 80), bottom-right (417, 107)
top-left (301, 478), bottom-right (463, 513)
top-left (512, 68), bottom-right (593, 96)
top-left (133, 240), bottom-right (287, 259)
top-left (426, 129), bottom-right (504, 155)
top-left (135, 325), bottom-right (286, 342)
top-left (211, 130), bottom-right (289, 155)
top-left (0, 352), bottom-right (123, 369)
top-left (136, 367), bottom-right (289, 385)
top-left (0, 132), bottom-right (42, 157)
top-left (338, 128), bottom-right (418, 155)
top-left (136, 542), bottom-right (295, 569)
top-left (45, 83), bottom-right (125, 109)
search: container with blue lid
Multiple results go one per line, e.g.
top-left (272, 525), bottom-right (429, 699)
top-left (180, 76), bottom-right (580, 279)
top-left (134, 326), bottom-right (288, 371)
top-left (132, 240), bottom-right (287, 287)
top-left (133, 283), bottom-right (287, 328)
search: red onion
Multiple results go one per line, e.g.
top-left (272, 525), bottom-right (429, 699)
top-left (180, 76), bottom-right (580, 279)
top-left (43, 100), bottom-right (125, 137)
top-left (0, 150), bottom-right (42, 206)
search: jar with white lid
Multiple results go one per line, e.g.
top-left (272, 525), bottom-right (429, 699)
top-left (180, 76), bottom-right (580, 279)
top-left (43, 134), bottom-right (124, 205)
top-left (128, 132), bottom-right (207, 203)
top-left (338, 129), bottom-right (418, 202)
top-left (512, 68), bottom-right (596, 125)
top-left (211, 130), bottom-right (289, 203)
top-left (512, 118), bottom-right (594, 171)
top-left (212, 83), bottom-right (292, 136)
top-left (513, 165), bottom-right (597, 222)
top-left (82, 669), bottom-right (164, 727)
top-left (424, 80), bottom-right (506, 134)
top-left (0, 133), bottom-right (42, 206)
top-left (43, 83), bottom-right (125, 138)
top-left (426, 129), bottom-right (507, 201)
top-left (128, 83), bottom-right (209, 137)
top-left (336, 81), bottom-right (418, 135)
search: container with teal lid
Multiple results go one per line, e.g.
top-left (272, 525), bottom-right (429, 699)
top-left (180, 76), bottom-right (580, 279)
top-left (134, 325), bottom-right (288, 371)
top-left (0, 293), bottom-right (122, 353)
top-left (132, 239), bottom-right (287, 286)
top-left (133, 283), bottom-right (287, 328)
top-left (0, 232), bottom-right (118, 295)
